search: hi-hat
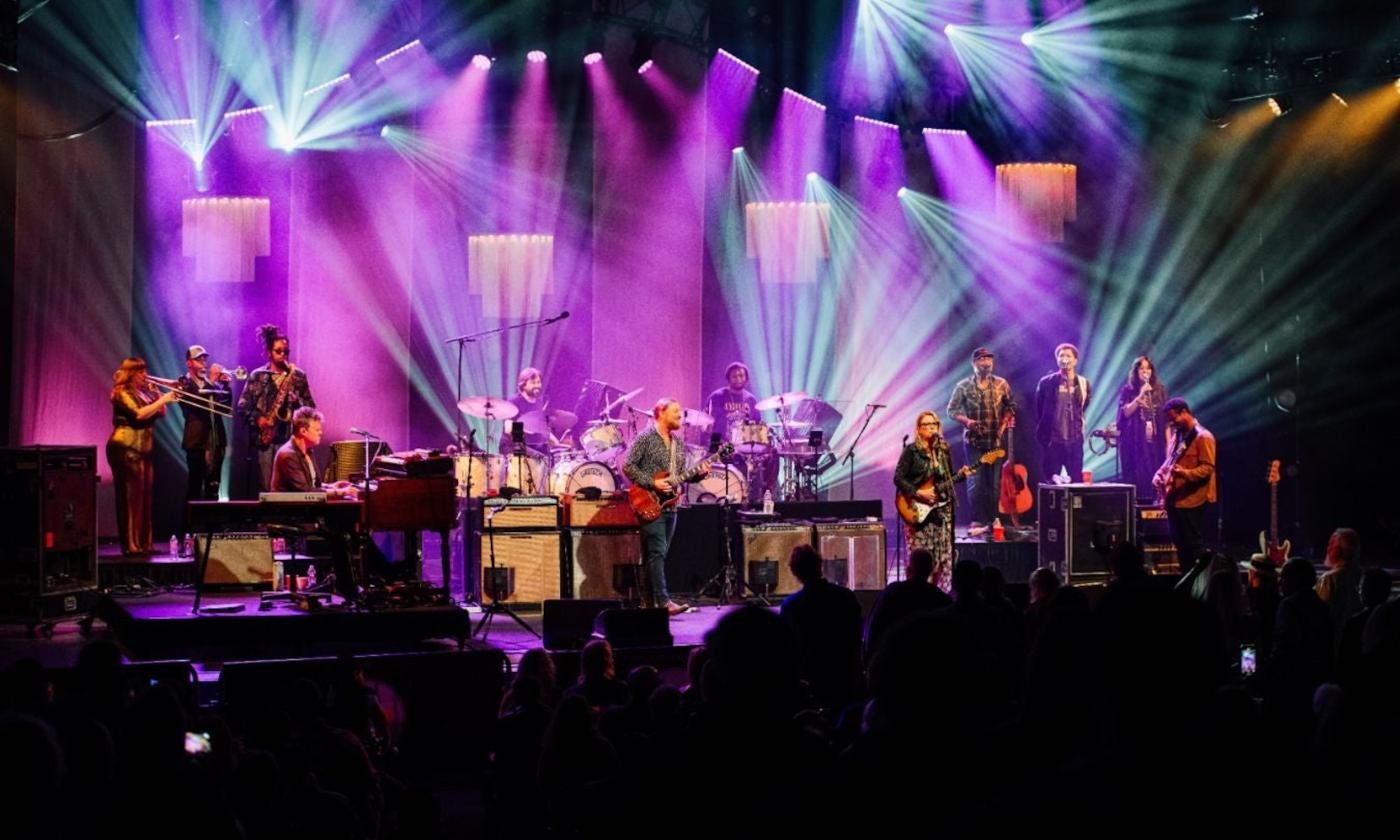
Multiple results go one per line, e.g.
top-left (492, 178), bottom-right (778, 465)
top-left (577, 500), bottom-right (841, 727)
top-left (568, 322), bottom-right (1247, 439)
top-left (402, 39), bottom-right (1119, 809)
top-left (457, 396), bottom-right (518, 420)
top-left (754, 390), bottom-right (809, 411)
top-left (601, 387), bottom-right (643, 417)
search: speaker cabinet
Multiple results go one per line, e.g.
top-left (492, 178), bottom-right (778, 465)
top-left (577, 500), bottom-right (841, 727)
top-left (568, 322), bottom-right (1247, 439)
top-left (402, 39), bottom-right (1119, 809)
top-left (480, 531), bottom-right (562, 605)
top-left (0, 447), bottom-right (99, 623)
top-left (1037, 483), bottom-right (1135, 583)
top-left (597, 607), bottom-right (672, 648)
top-left (740, 523), bottom-right (815, 596)
top-left (197, 533), bottom-right (274, 587)
top-left (542, 598), bottom-right (621, 649)
top-left (568, 530), bottom-right (643, 599)
top-left (814, 522), bottom-right (888, 591)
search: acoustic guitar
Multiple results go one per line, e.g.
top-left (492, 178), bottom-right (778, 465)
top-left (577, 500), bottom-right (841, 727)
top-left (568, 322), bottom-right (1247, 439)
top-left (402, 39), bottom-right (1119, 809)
top-left (997, 416), bottom-right (1030, 525)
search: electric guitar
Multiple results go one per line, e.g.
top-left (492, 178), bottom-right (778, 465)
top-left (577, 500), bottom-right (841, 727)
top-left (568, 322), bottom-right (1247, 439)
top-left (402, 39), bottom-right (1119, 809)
top-left (628, 443), bottom-right (735, 523)
top-left (896, 448), bottom-right (1004, 527)
top-left (1255, 459), bottom-right (1290, 566)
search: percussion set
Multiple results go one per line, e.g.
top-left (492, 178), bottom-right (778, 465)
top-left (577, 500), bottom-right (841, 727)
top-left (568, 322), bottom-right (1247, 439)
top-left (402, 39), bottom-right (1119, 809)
top-left (452, 381), bottom-right (840, 504)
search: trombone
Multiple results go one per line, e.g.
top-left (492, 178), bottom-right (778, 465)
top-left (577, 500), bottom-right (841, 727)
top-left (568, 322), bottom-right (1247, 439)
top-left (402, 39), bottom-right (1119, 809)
top-left (148, 371), bottom-right (240, 417)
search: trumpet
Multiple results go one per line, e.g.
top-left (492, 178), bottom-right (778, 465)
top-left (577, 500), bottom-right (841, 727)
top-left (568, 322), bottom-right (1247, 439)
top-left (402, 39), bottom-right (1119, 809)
top-left (147, 376), bottom-right (235, 417)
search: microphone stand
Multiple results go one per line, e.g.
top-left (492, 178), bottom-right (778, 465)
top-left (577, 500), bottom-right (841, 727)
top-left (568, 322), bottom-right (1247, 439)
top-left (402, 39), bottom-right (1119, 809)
top-left (841, 404), bottom-right (884, 501)
top-left (443, 309), bottom-right (569, 458)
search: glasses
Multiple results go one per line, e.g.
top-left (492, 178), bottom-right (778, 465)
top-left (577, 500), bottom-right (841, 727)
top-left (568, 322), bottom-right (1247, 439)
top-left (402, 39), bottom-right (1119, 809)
top-left (271, 347), bottom-right (288, 355)
top-left (919, 421), bottom-right (939, 427)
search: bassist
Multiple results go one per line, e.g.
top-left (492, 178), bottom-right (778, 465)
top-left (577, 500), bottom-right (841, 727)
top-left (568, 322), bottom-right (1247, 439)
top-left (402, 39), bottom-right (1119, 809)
top-left (622, 399), bottom-right (709, 616)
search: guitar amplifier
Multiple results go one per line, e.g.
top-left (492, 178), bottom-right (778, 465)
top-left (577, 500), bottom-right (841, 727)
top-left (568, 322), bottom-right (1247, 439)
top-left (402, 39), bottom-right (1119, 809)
top-left (568, 529), bottom-right (643, 599)
top-left (1038, 483), bottom-right (1135, 583)
top-left (196, 533), bottom-right (274, 587)
top-left (566, 494), bottom-right (639, 529)
top-left (479, 531), bottom-right (562, 605)
top-left (814, 521), bottom-right (888, 591)
top-left (739, 522), bottom-right (815, 597)
top-left (480, 496), bottom-right (560, 529)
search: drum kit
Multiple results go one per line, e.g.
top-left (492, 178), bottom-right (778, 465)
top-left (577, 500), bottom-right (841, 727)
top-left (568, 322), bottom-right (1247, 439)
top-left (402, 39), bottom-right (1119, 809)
top-left (452, 383), bottom-right (838, 504)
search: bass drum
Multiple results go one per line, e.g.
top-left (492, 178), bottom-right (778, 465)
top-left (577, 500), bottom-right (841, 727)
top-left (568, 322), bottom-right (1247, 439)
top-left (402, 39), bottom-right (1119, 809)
top-left (686, 464), bottom-right (747, 504)
top-left (453, 453), bottom-right (503, 498)
top-left (548, 459), bottom-right (619, 497)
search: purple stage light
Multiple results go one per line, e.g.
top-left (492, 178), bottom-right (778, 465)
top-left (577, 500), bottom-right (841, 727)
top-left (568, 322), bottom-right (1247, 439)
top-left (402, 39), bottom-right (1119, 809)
top-left (583, 52), bottom-right (603, 65)
top-left (1020, 31), bottom-right (1036, 47)
top-left (375, 39), bottom-right (423, 66)
top-left (715, 48), bottom-right (759, 76)
top-left (472, 54), bottom-right (493, 71)
top-left (527, 50), bottom-right (547, 63)
top-left (637, 59), bottom-right (654, 75)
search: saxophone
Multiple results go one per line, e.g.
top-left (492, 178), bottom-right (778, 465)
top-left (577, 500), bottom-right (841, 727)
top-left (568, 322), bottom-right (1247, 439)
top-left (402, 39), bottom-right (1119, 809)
top-left (256, 363), bottom-right (298, 446)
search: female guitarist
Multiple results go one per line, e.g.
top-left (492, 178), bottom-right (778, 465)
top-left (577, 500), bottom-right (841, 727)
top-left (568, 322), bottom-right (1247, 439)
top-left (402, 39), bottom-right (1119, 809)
top-left (237, 323), bottom-right (316, 492)
top-left (894, 411), bottom-right (974, 591)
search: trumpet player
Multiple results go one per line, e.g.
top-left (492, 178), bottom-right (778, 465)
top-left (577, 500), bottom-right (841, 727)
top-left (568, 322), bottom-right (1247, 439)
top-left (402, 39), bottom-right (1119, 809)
top-left (238, 323), bottom-right (315, 491)
top-left (177, 345), bottom-right (234, 501)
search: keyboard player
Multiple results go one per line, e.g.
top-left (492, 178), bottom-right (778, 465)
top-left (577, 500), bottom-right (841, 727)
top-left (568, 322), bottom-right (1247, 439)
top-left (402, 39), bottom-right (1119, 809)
top-left (271, 406), bottom-right (359, 598)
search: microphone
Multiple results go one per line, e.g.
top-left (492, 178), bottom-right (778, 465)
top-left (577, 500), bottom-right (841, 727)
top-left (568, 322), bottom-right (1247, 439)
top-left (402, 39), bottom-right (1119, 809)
top-left (868, 403), bottom-right (887, 409)
top-left (550, 310), bottom-right (570, 323)
top-left (349, 427), bottom-right (379, 438)
top-left (902, 434), bottom-right (910, 447)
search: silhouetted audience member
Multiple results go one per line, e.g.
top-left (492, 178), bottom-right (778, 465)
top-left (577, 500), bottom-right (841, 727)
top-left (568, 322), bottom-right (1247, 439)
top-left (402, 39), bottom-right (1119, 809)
top-left (1023, 565), bottom-right (1061, 641)
top-left (1338, 568), bottom-right (1393, 685)
top-left (680, 645), bottom-right (709, 712)
top-left (537, 694), bottom-right (619, 835)
top-left (1316, 527), bottom-right (1363, 649)
top-left (1248, 556), bottom-right (1281, 658)
top-left (942, 559), bottom-right (1022, 705)
top-left (1107, 541), bottom-right (1151, 591)
top-left (863, 548), bottom-right (951, 660)
top-left (490, 676), bottom-right (551, 837)
top-left (564, 639), bottom-right (629, 710)
top-left (501, 647), bottom-right (558, 715)
top-left (780, 543), bottom-right (864, 711)
top-left (1264, 557), bottom-right (1334, 741)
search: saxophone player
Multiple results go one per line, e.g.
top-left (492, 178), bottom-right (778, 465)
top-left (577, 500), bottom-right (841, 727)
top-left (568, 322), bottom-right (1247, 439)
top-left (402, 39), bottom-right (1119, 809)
top-left (237, 324), bottom-right (315, 491)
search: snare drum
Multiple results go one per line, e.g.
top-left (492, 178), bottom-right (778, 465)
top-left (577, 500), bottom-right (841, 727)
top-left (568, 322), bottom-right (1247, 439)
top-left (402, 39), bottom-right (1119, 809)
top-left (502, 451), bottom-right (549, 494)
top-left (686, 463), bottom-right (747, 504)
top-left (732, 421), bottom-right (771, 455)
top-left (453, 453), bottom-right (503, 498)
top-left (580, 421), bottom-right (625, 462)
top-left (549, 458), bottom-right (618, 496)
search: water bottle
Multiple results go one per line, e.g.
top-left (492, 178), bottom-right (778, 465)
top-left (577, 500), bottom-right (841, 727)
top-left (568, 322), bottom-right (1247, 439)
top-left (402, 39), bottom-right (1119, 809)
top-left (168, 534), bottom-right (179, 557)
top-left (306, 564), bottom-right (317, 589)
top-left (762, 489), bottom-right (774, 515)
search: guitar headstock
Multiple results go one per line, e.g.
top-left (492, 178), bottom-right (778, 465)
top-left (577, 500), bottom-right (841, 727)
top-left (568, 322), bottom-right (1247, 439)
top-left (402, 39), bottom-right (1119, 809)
top-left (1266, 459), bottom-right (1280, 485)
top-left (981, 448), bottom-right (1006, 465)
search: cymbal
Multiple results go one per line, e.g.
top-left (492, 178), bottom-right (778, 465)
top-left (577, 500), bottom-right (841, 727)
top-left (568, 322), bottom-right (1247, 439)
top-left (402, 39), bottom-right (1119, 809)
top-left (601, 387), bottom-right (643, 417)
top-left (754, 390), bottom-right (809, 412)
top-left (519, 407), bottom-right (580, 436)
top-left (682, 408), bottom-right (713, 427)
top-left (456, 396), bottom-right (518, 420)
top-left (777, 419), bottom-right (813, 432)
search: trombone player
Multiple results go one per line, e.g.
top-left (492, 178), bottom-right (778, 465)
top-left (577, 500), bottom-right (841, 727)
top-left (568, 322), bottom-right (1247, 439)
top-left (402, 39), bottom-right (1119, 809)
top-left (176, 345), bottom-right (234, 501)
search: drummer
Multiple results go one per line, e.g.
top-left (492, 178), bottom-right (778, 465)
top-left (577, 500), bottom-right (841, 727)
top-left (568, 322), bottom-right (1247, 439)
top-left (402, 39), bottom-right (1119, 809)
top-left (704, 362), bottom-right (773, 502)
top-left (705, 362), bottom-right (759, 430)
top-left (499, 367), bottom-right (551, 454)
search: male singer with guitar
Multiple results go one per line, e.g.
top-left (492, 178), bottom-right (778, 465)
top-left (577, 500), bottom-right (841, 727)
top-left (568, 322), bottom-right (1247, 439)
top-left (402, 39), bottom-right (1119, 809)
top-left (623, 399), bottom-right (710, 616)
top-left (238, 323), bottom-right (315, 492)
top-left (894, 411), bottom-right (975, 591)
top-left (947, 347), bottom-right (1016, 534)
top-left (1152, 398), bottom-right (1216, 571)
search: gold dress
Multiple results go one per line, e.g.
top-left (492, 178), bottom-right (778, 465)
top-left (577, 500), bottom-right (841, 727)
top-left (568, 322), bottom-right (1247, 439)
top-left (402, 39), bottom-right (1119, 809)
top-left (106, 388), bottom-right (161, 554)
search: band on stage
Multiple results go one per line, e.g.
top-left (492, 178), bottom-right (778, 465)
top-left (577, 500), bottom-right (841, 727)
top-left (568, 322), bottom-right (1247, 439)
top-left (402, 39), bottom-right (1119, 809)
top-left (108, 329), bottom-right (1215, 600)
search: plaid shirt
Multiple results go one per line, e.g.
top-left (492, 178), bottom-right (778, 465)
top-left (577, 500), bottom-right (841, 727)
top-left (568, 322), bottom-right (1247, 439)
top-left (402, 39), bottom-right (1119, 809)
top-left (623, 427), bottom-right (688, 490)
top-left (947, 375), bottom-right (1015, 450)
